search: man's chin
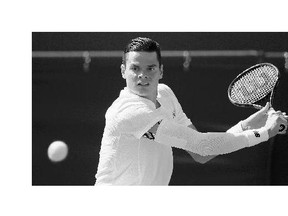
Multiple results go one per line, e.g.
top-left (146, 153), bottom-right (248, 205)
top-left (132, 87), bottom-right (148, 94)
top-left (135, 92), bottom-right (148, 98)
top-left (129, 87), bottom-right (156, 100)
top-left (132, 90), bottom-right (150, 98)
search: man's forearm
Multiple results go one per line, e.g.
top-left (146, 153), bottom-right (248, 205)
top-left (155, 119), bottom-right (269, 156)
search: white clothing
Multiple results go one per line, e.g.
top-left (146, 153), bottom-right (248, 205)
top-left (95, 84), bottom-right (192, 185)
top-left (95, 83), bottom-right (268, 185)
top-left (155, 119), bottom-right (268, 156)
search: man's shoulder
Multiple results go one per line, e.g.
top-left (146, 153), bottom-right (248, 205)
top-left (158, 83), bottom-right (171, 91)
top-left (106, 93), bottom-right (153, 119)
top-left (158, 83), bottom-right (174, 97)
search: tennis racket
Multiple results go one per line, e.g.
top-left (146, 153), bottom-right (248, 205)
top-left (227, 63), bottom-right (286, 133)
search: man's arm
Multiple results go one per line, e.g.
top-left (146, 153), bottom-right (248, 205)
top-left (150, 122), bottom-right (217, 164)
top-left (154, 109), bottom-right (287, 156)
top-left (186, 103), bottom-right (281, 163)
top-left (149, 103), bottom-right (286, 157)
top-left (186, 124), bottom-right (217, 164)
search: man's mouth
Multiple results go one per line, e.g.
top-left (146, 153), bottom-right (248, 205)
top-left (137, 82), bottom-right (149, 86)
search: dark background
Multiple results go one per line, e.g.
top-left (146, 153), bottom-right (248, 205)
top-left (33, 32), bottom-right (288, 51)
top-left (32, 32), bottom-right (288, 185)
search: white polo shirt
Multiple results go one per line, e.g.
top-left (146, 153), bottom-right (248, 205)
top-left (95, 83), bottom-right (192, 185)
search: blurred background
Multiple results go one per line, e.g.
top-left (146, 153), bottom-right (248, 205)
top-left (32, 32), bottom-right (288, 185)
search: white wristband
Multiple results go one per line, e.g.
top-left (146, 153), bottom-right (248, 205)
top-left (243, 127), bottom-right (269, 147)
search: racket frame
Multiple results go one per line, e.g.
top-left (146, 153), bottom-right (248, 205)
top-left (227, 63), bottom-right (280, 110)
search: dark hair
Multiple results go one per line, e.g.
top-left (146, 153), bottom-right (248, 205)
top-left (122, 37), bottom-right (162, 66)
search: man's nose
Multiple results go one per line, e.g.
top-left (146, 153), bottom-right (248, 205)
top-left (138, 72), bottom-right (148, 79)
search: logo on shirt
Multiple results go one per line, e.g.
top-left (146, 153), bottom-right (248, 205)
top-left (143, 121), bottom-right (161, 140)
top-left (143, 132), bottom-right (155, 140)
top-left (172, 111), bottom-right (176, 118)
top-left (253, 131), bottom-right (260, 138)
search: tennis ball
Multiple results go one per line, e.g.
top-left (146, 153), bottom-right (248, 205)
top-left (47, 141), bottom-right (68, 162)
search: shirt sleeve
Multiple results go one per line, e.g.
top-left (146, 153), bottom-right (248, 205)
top-left (155, 119), bottom-right (269, 156)
top-left (164, 85), bottom-right (192, 126)
top-left (112, 98), bottom-right (166, 139)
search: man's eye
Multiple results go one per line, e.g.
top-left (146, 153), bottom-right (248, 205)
top-left (148, 67), bottom-right (155, 71)
top-left (131, 67), bottom-right (138, 71)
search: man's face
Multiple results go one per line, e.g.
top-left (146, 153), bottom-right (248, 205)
top-left (121, 51), bottom-right (163, 102)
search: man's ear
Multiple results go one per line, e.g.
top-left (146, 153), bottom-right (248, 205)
top-left (159, 64), bottom-right (164, 79)
top-left (120, 64), bottom-right (126, 79)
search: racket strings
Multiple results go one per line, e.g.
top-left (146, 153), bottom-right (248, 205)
top-left (230, 65), bottom-right (278, 104)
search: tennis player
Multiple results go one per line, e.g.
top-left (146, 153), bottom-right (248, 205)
top-left (95, 37), bottom-right (287, 185)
